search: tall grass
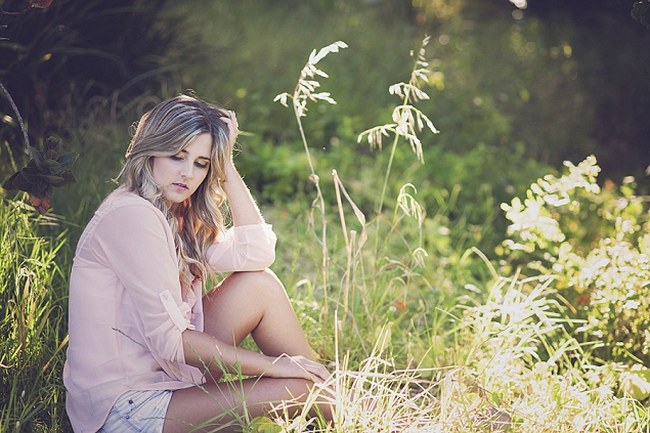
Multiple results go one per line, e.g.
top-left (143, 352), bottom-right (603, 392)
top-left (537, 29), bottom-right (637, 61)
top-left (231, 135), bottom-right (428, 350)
top-left (261, 37), bottom-right (650, 432)
top-left (0, 198), bottom-right (70, 432)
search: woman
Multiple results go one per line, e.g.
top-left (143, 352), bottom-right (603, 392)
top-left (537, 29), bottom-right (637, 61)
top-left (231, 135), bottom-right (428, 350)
top-left (63, 95), bottom-right (331, 433)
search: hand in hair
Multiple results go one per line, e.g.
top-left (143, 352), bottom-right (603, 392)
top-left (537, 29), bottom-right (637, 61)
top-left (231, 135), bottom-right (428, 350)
top-left (220, 110), bottom-right (239, 164)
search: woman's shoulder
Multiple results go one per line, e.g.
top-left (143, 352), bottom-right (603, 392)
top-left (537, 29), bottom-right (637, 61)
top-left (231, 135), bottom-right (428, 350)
top-left (93, 188), bottom-right (167, 227)
top-left (101, 188), bottom-right (159, 213)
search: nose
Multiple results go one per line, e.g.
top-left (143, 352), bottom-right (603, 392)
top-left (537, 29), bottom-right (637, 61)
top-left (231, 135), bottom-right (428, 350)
top-left (180, 160), bottom-right (195, 179)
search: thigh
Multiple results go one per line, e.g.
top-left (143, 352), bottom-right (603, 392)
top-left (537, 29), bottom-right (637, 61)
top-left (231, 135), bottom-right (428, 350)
top-left (162, 377), bottom-right (317, 433)
top-left (202, 269), bottom-right (313, 358)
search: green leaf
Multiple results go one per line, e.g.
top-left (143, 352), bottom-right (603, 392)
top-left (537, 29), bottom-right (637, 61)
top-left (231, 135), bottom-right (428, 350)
top-left (2, 171), bottom-right (23, 190)
top-left (41, 174), bottom-right (65, 183)
top-left (53, 172), bottom-right (76, 187)
top-left (23, 165), bottom-right (47, 180)
top-left (43, 158), bottom-right (59, 168)
top-left (56, 151), bottom-right (79, 170)
top-left (44, 160), bottom-right (63, 174)
top-left (247, 416), bottom-right (282, 433)
top-left (28, 145), bottom-right (47, 171)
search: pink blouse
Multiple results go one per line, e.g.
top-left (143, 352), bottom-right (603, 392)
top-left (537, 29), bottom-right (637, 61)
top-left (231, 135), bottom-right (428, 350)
top-left (63, 189), bottom-right (277, 432)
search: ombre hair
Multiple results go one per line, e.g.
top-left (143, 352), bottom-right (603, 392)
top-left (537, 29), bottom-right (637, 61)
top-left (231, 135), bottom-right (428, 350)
top-left (117, 94), bottom-right (232, 289)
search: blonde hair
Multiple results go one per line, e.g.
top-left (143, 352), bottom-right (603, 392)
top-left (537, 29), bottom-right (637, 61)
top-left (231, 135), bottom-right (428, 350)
top-left (117, 94), bottom-right (232, 289)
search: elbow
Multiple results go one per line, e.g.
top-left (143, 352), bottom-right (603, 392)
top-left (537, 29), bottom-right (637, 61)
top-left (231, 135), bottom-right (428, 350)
top-left (149, 330), bottom-right (186, 364)
top-left (239, 248), bottom-right (276, 271)
top-left (260, 248), bottom-right (276, 269)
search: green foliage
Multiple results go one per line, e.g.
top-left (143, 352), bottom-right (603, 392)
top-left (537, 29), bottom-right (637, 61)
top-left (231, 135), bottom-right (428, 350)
top-left (456, 274), bottom-right (648, 433)
top-left (501, 155), bottom-right (650, 365)
top-left (0, 0), bottom-right (195, 170)
top-left (264, 35), bottom-right (650, 431)
top-left (3, 137), bottom-right (78, 214)
top-left (237, 136), bottom-right (312, 205)
top-left (0, 199), bottom-right (70, 432)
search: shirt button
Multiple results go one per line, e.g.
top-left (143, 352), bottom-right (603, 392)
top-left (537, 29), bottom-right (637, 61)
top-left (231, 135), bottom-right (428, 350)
top-left (128, 399), bottom-right (133, 404)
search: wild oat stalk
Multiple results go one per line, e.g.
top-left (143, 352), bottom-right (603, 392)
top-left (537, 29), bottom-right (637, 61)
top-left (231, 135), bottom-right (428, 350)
top-left (274, 41), bottom-right (348, 320)
top-left (357, 35), bottom-right (439, 218)
top-left (0, 82), bottom-right (29, 151)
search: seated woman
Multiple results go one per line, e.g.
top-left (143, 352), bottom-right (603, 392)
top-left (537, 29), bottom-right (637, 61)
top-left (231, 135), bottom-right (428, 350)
top-left (63, 95), bottom-right (331, 433)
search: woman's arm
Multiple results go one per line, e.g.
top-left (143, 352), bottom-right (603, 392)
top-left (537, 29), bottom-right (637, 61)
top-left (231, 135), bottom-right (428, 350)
top-left (220, 113), bottom-right (265, 227)
top-left (204, 113), bottom-right (277, 272)
top-left (222, 162), bottom-right (265, 226)
top-left (181, 329), bottom-right (329, 383)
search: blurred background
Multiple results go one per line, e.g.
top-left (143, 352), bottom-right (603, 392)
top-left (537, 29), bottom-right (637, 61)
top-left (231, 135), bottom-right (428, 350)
top-left (1, 0), bottom-right (649, 228)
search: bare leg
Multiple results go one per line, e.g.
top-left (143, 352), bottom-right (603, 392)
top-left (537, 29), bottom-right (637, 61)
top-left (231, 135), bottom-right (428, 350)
top-left (163, 270), bottom-right (330, 432)
top-left (201, 269), bottom-right (314, 359)
top-left (163, 377), bottom-right (326, 433)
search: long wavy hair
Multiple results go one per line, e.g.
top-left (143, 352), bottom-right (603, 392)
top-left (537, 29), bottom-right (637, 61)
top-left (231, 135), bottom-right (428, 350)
top-left (117, 94), bottom-right (232, 290)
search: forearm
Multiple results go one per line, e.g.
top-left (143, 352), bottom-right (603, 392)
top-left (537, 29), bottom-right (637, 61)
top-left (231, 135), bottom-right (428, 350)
top-left (181, 329), bottom-right (331, 383)
top-left (182, 329), bottom-right (274, 376)
top-left (222, 162), bottom-right (265, 227)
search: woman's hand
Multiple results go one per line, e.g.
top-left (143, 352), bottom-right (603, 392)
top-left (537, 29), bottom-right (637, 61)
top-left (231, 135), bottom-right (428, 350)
top-left (266, 354), bottom-right (331, 384)
top-left (217, 109), bottom-right (267, 226)
top-left (220, 110), bottom-right (239, 164)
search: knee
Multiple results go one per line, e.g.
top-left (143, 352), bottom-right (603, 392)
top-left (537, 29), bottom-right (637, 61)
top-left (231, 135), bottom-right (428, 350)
top-left (274, 378), bottom-right (334, 420)
top-left (235, 268), bottom-right (286, 297)
top-left (278, 378), bottom-right (316, 399)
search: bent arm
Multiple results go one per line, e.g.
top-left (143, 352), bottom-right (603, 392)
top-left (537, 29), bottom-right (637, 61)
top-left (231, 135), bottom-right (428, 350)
top-left (205, 223), bottom-right (276, 272)
top-left (220, 112), bottom-right (265, 227)
top-left (182, 329), bottom-right (272, 376)
top-left (223, 161), bottom-right (264, 227)
top-left (206, 113), bottom-right (277, 272)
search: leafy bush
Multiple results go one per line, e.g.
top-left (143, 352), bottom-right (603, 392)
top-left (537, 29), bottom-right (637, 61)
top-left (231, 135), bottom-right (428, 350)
top-left (456, 274), bottom-right (649, 433)
top-left (501, 155), bottom-right (650, 365)
top-left (0, 0), bottom-right (196, 169)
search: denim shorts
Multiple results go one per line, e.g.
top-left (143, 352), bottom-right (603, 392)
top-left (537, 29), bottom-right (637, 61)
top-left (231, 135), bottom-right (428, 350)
top-left (98, 389), bottom-right (173, 433)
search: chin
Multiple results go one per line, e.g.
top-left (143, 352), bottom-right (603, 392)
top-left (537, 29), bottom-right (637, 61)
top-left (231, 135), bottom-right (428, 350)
top-left (162, 193), bottom-right (188, 204)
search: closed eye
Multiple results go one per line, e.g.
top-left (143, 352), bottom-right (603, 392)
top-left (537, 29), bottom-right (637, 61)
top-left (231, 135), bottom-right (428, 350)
top-left (170, 152), bottom-right (209, 168)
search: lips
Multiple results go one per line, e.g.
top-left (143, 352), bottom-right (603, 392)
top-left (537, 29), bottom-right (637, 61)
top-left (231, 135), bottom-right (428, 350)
top-left (172, 182), bottom-right (188, 190)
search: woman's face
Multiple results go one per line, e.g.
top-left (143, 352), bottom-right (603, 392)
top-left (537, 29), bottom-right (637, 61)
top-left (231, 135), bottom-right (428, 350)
top-left (152, 133), bottom-right (213, 203)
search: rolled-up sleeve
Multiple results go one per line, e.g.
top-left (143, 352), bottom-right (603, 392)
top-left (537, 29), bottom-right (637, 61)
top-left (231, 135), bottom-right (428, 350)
top-left (206, 223), bottom-right (277, 273)
top-left (93, 204), bottom-right (189, 364)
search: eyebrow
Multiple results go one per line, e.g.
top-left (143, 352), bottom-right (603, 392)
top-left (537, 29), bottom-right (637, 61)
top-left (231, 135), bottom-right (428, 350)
top-left (178, 149), bottom-right (211, 162)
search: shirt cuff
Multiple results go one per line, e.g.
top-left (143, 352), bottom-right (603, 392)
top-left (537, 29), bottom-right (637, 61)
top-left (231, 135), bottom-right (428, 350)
top-left (159, 290), bottom-right (196, 332)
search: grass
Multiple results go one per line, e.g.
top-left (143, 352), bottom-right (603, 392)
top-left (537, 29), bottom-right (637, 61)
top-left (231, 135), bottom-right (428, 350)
top-left (252, 37), bottom-right (650, 432)
top-left (0, 200), bottom-right (70, 432)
